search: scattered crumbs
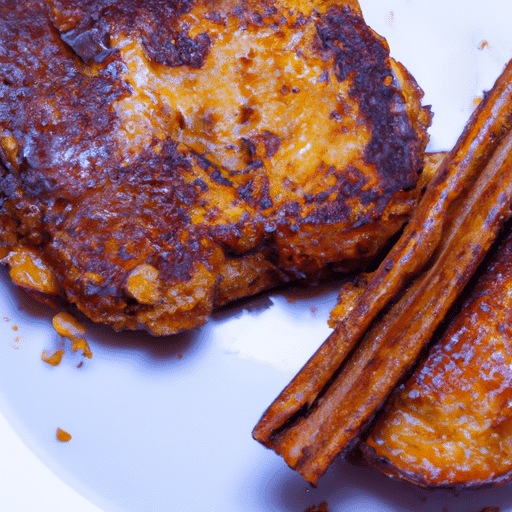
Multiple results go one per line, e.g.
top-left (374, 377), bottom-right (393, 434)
top-left (56, 428), bottom-right (72, 443)
top-left (52, 311), bottom-right (93, 359)
top-left (177, 353), bottom-right (183, 360)
top-left (41, 311), bottom-right (92, 366)
top-left (7, 320), bottom-right (22, 350)
top-left (76, 361), bottom-right (84, 369)
top-left (41, 349), bottom-right (65, 367)
top-left (479, 40), bottom-right (491, 50)
top-left (478, 507), bottom-right (500, 512)
top-left (304, 503), bottom-right (329, 512)
top-left (310, 306), bottom-right (318, 315)
top-left (286, 295), bottom-right (297, 304)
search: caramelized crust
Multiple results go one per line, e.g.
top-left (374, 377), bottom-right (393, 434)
top-left (0, 0), bottom-right (430, 334)
top-left (364, 226), bottom-right (512, 489)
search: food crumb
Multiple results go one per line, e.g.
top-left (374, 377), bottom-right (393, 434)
top-left (310, 306), bottom-right (318, 315)
top-left (52, 311), bottom-right (93, 359)
top-left (478, 40), bottom-right (491, 50)
top-left (52, 311), bottom-right (85, 337)
top-left (12, 325), bottom-right (18, 331)
top-left (41, 349), bottom-right (65, 366)
top-left (42, 312), bottom-right (93, 366)
top-left (56, 428), bottom-right (72, 442)
top-left (71, 337), bottom-right (93, 359)
top-left (12, 335), bottom-right (22, 350)
top-left (383, 75), bottom-right (393, 87)
top-left (177, 353), bottom-right (183, 360)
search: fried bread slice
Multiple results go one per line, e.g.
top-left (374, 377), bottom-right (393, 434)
top-left (0, 0), bottom-right (431, 334)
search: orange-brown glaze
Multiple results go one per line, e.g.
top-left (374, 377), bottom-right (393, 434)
top-left (364, 226), bottom-right (512, 488)
top-left (0, 0), bottom-right (430, 334)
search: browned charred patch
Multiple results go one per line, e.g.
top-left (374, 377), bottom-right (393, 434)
top-left (256, 131), bottom-right (282, 159)
top-left (315, 6), bottom-right (421, 192)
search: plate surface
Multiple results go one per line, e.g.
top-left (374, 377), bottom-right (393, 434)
top-left (1, 1), bottom-right (512, 511)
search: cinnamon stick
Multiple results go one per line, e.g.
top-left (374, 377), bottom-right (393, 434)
top-left (253, 58), bottom-right (512, 484)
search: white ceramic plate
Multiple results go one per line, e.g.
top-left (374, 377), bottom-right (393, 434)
top-left (2, 1), bottom-right (512, 510)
